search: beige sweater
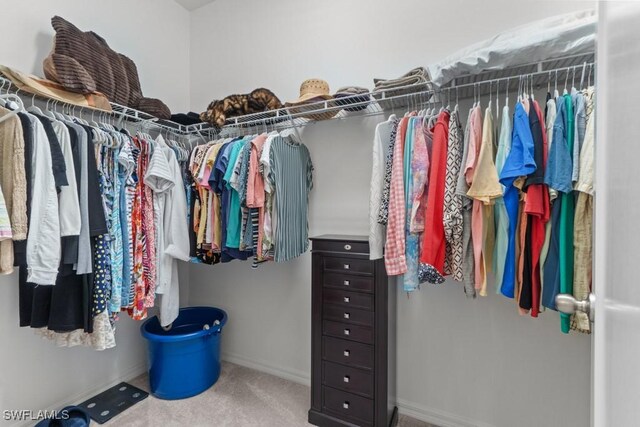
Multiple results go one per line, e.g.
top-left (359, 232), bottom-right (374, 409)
top-left (0, 107), bottom-right (28, 273)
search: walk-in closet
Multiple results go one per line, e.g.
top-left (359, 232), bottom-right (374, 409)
top-left (1, 1), bottom-right (638, 427)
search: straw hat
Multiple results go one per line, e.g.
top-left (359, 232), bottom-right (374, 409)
top-left (285, 78), bottom-right (338, 121)
top-left (285, 79), bottom-right (333, 106)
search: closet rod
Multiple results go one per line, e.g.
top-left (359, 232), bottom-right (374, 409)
top-left (216, 61), bottom-right (596, 134)
top-left (0, 74), bottom-right (219, 140)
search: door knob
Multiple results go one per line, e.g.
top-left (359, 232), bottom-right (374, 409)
top-left (555, 293), bottom-right (595, 322)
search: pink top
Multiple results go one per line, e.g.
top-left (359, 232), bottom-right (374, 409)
top-left (464, 106), bottom-right (483, 185)
top-left (246, 134), bottom-right (268, 208)
top-left (410, 121), bottom-right (429, 233)
top-left (384, 117), bottom-right (410, 275)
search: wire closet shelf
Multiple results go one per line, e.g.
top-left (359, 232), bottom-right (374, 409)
top-left (0, 74), bottom-right (219, 142)
top-left (0, 51), bottom-right (594, 139)
top-left (212, 52), bottom-right (595, 135)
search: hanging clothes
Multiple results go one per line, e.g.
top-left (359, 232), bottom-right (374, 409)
top-left (268, 136), bottom-right (313, 263)
top-left (0, 107), bottom-right (28, 273)
top-left (419, 110), bottom-right (450, 280)
top-left (369, 117), bottom-right (396, 260)
top-left (572, 87), bottom-right (595, 334)
top-left (385, 117), bottom-right (410, 275)
top-left (455, 107), bottom-right (476, 297)
top-left (493, 103), bottom-right (512, 294)
top-left (467, 106), bottom-right (502, 296)
top-left (443, 108), bottom-right (465, 282)
top-left (498, 102), bottom-right (536, 298)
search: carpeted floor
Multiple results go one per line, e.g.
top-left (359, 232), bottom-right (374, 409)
top-left (103, 362), bottom-right (434, 426)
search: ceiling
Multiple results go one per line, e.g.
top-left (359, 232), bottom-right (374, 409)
top-left (174, 0), bottom-right (216, 11)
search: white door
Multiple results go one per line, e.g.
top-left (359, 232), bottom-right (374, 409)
top-left (555, 3), bottom-right (640, 426)
top-left (593, 2), bottom-right (640, 426)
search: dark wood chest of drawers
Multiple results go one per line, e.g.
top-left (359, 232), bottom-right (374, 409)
top-left (309, 235), bottom-right (397, 427)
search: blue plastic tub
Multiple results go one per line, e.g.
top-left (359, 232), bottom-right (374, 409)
top-left (140, 306), bottom-right (227, 400)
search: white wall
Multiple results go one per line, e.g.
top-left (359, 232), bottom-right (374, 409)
top-left (0, 1), bottom-right (190, 425)
top-left (189, 1), bottom-right (594, 427)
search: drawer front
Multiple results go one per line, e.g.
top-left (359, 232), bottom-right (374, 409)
top-left (322, 386), bottom-right (374, 425)
top-left (322, 337), bottom-right (374, 370)
top-left (322, 361), bottom-right (374, 398)
top-left (323, 304), bottom-right (373, 326)
top-left (324, 257), bottom-right (373, 275)
top-left (323, 320), bottom-right (373, 344)
top-left (323, 272), bottom-right (374, 293)
top-left (323, 288), bottom-right (373, 310)
top-left (313, 239), bottom-right (369, 255)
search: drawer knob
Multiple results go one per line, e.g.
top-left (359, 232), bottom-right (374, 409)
top-left (343, 375), bottom-right (350, 383)
top-left (343, 350), bottom-right (350, 357)
top-left (344, 264), bottom-right (350, 270)
top-left (344, 312), bottom-right (350, 319)
top-left (343, 280), bottom-right (350, 286)
top-left (344, 329), bottom-right (350, 336)
top-left (343, 401), bottom-right (350, 409)
top-left (344, 296), bottom-right (350, 303)
top-left (344, 244), bottom-right (352, 251)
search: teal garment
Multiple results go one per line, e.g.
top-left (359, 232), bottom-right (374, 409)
top-left (269, 136), bottom-right (314, 262)
top-left (403, 118), bottom-right (415, 208)
top-left (223, 138), bottom-right (247, 249)
top-left (493, 105), bottom-right (512, 293)
top-left (559, 94), bottom-right (575, 333)
top-left (402, 118), bottom-right (419, 291)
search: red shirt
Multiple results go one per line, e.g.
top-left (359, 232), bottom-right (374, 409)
top-left (420, 111), bottom-right (450, 273)
top-left (523, 100), bottom-right (550, 317)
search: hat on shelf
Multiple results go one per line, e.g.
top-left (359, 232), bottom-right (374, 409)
top-left (285, 78), bottom-right (339, 121)
top-left (333, 86), bottom-right (371, 112)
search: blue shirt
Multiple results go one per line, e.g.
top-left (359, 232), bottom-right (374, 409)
top-left (544, 99), bottom-right (572, 193)
top-left (498, 102), bottom-right (536, 298)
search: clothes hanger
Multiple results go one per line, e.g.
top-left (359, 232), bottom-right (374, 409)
top-left (0, 94), bottom-right (25, 123)
top-left (0, 79), bottom-right (7, 107)
top-left (26, 93), bottom-right (44, 115)
top-left (4, 87), bottom-right (22, 111)
top-left (563, 68), bottom-right (569, 95)
top-left (52, 100), bottom-right (67, 121)
top-left (530, 73), bottom-right (535, 102)
top-left (517, 75), bottom-right (522, 103)
top-left (487, 81), bottom-right (493, 111)
top-left (42, 98), bottom-right (57, 119)
top-left (74, 104), bottom-right (88, 125)
top-left (454, 86), bottom-right (459, 113)
top-left (504, 77), bottom-right (509, 110)
top-left (471, 84), bottom-right (475, 109)
top-left (579, 62), bottom-right (587, 90)
top-left (495, 79), bottom-right (500, 119)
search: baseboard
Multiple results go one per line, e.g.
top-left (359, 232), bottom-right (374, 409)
top-left (221, 351), bottom-right (311, 387)
top-left (10, 362), bottom-right (148, 427)
top-left (395, 398), bottom-right (495, 427)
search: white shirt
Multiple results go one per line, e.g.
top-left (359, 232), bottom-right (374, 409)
top-left (26, 116), bottom-right (61, 284)
top-left (51, 121), bottom-right (81, 237)
top-left (369, 116), bottom-right (395, 260)
top-left (146, 145), bottom-right (191, 326)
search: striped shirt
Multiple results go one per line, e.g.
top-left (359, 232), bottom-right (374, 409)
top-left (268, 136), bottom-right (313, 262)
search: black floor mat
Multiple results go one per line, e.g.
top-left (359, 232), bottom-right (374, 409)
top-left (77, 382), bottom-right (148, 424)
